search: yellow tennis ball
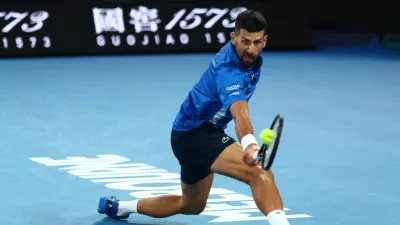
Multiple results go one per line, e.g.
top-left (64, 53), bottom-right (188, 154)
top-left (259, 129), bottom-right (275, 145)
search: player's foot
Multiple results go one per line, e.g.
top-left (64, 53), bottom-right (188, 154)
top-left (97, 196), bottom-right (130, 220)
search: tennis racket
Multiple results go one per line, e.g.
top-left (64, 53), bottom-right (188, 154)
top-left (252, 114), bottom-right (284, 171)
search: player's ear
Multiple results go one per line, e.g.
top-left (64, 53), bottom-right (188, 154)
top-left (263, 35), bottom-right (268, 48)
top-left (230, 32), bottom-right (236, 44)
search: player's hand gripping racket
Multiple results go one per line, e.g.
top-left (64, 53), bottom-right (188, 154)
top-left (252, 114), bottom-right (284, 170)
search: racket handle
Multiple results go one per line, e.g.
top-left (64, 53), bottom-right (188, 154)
top-left (252, 151), bottom-right (260, 161)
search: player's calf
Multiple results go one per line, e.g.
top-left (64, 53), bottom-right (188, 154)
top-left (211, 143), bottom-right (290, 225)
top-left (99, 174), bottom-right (213, 219)
top-left (247, 169), bottom-right (282, 210)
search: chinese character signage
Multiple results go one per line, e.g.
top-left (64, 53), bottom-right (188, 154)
top-left (129, 6), bottom-right (161, 33)
top-left (93, 7), bottom-right (125, 34)
top-left (0, 0), bottom-right (313, 57)
top-left (90, 3), bottom-right (248, 51)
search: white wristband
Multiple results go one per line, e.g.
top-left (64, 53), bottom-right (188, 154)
top-left (240, 134), bottom-right (258, 151)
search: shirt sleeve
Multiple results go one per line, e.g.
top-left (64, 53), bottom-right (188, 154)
top-left (216, 66), bottom-right (247, 110)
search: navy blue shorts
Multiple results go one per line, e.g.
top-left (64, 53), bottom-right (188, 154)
top-left (170, 122), bottom-right (236, 185)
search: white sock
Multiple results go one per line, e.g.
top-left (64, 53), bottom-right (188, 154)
top-left (116, 200), bottom-right (139, 216)
top-left (266, 210), bottom-right (290, 225)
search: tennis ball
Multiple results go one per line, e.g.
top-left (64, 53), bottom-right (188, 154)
top-left (259, 129), bottom-right (275, 145)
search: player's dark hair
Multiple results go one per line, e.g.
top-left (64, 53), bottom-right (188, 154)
top-left (235, 10), bottom-right (267, 35)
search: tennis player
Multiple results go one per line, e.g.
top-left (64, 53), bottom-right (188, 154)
top-left (98, 9), bottom-right (290, 225)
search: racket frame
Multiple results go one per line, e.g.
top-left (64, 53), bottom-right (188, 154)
top-left (257, 114), bottom-right (284, 171)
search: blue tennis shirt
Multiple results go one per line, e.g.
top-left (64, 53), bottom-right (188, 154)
top-left (172, 41), bottom-right (263, 131)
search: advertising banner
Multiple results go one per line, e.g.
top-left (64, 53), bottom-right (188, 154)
top-left (0, 0), bottom-right (312, 57)
top-left (0, 3), bottom-right (63, 56)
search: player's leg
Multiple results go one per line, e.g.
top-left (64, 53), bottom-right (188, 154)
top-left (98, 172), bottom-right (213, 219)
top-left (210, 142), bottom-right (290, 225)
top-left (98, 123), bottom-right (216, 219)
top-left (98, 163), bottom-right (214, 219)
top-left (135, 172), bottom-right (214, 217)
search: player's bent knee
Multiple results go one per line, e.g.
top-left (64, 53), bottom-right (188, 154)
top-left (180, 200), bottom-right (207, 215)
top-left (264, 169), bottom-right (275, 180)
top-left (248, 168), bottom-right (275, 185)
top-left (183, 206), bottom-right (206, 215)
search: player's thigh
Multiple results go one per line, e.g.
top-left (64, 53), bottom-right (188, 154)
top-left (171, 123), bottom-right (219, 214)
top-left (180, 173), bottom-right (214, 214)
top-left (210, 142), bottom-right (274, 184)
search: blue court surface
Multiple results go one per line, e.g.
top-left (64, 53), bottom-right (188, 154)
top-left (0, 46), bottom-right (399, 225)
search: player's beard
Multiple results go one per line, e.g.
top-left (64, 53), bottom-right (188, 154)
top-left (241, 51), bottom-right (257, 67)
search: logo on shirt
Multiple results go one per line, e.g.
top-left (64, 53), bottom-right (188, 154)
top-left (226, 84), bottom-right (239, 91)
top-left (229, 92), bottom-right (240, 97)
top-left (250, 74), bottom-right (256, 81)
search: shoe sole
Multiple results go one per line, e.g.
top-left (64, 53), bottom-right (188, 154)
top-left (97, 196), bottom-right (129, 220)
top-left (98, 196), bottom-right (108, 214)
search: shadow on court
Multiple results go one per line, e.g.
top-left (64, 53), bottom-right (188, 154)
top-left (93, 217), bottom-right (187, 225)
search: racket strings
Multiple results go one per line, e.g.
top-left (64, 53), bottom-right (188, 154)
top-left (262, 118), bottom-right (282, 169)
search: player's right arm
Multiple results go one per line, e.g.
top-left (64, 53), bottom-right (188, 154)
top-left (229, 101), bottom-right (260, 166)
top-left (216, 67), bottom-right (259, 166)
